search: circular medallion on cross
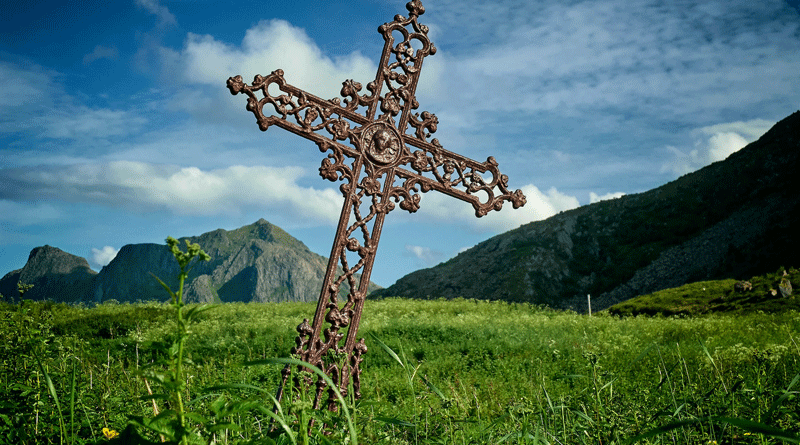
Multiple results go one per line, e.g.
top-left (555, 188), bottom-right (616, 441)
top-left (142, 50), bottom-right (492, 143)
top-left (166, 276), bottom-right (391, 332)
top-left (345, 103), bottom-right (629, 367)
top-left (362, 122), bottom-right (402, 166)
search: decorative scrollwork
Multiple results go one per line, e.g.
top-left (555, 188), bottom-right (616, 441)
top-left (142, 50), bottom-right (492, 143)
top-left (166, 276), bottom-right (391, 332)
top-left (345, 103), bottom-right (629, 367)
top-left (338, 79), bottom-right (377, 111)
top-left (408, 110), bottom-right (438, 141)
top-left (317, 141), bottom-right (352, 183)
top-left (350, 339), bottom-right (368, 399)
top-left (398, 146), bottom-right (527, 217)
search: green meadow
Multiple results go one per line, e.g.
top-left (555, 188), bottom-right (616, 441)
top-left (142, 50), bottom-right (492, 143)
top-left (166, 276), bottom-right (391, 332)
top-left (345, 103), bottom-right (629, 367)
top-left (2, 296), bottom-right (798, 444)
top-left (1, 239), bottom-right (799, 444)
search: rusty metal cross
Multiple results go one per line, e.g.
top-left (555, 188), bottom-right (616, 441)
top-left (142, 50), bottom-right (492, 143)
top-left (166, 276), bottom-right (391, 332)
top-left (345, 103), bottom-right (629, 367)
top-left (227, 0), bottom-right (526, 410)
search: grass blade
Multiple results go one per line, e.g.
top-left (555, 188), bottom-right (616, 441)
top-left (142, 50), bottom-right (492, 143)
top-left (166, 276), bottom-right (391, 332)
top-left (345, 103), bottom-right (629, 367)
top-left (420, 374), bottom-right (447, 402)
top-left (373, 416), bottom-right (416, 427)
top-left (35, 357), bottom-right (65, 439)
top-left (624, 418), bottom-right (700, 444)
top-left (712, 416), bottom-right (800, 443)
top-left (369, 333), bottom-right (404, 368)
top-left (69, 358), bottom-right (76, 444)
top-left (767, 372), bottom-right (800, 418)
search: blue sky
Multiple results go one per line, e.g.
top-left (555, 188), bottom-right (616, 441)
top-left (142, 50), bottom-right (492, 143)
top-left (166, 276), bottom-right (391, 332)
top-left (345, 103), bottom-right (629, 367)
top-left (1, 0), bottom-right (798, 288)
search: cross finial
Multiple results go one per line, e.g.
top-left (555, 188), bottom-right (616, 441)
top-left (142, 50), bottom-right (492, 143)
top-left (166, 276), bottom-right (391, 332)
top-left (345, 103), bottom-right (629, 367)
top-left (406, 0), bottom-right (425, 18)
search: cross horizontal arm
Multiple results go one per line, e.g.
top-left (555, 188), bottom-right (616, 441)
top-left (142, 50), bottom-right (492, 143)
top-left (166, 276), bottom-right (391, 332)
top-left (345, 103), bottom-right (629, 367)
top-left (393, 136), bottom-right (526, 217)
top-left (227, 70), bottom-right (372, 158)
top-left (396, 156), bottom-right (525, 217)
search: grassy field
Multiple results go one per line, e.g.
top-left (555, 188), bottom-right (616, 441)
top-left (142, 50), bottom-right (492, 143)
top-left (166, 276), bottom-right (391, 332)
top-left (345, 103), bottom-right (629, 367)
top-left (1, 296), bottom-right (798, 444)
top-left (609, 268), bottom-right (800, 316)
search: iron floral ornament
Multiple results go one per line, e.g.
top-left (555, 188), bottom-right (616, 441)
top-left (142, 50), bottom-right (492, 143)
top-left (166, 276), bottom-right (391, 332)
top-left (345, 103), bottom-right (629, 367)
top-left (227, 0), bottom-right (526, 410)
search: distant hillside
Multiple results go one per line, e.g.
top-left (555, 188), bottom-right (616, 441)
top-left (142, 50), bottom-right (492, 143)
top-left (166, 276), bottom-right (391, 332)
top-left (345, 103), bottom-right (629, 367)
top-left (2, 219), bottom-right (380, 304)
top-left (373, 111), bottom-right (800, 311)
top-left (0, 246), bottom-right (96, 303)
top-left (607, 267), bottom-right (799, 316)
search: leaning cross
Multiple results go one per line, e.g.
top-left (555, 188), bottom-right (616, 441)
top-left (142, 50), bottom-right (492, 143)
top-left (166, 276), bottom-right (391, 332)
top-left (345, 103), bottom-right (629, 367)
top-left (227, 0), bottom-right (526, 410)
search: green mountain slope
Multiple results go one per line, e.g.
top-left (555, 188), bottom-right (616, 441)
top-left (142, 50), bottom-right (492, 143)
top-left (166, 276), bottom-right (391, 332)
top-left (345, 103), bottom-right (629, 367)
top-left (373, 111), bottom-right (800, 311)
top-left (607, 267), bottom-right (799, 316)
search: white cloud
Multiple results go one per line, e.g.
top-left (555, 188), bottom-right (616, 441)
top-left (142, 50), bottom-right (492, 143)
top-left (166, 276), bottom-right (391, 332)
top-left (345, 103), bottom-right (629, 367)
top-left (695, 119), bottom-right (774, 140)
top-left (0, 200), bottom-right (62, 226)
top-left (552, 151), bottom-right (572, 163)
top-left (705, 132), bottom-right (749, 163)
top-left (0, 61), bottom-right (147, 143)
top-left (168, 20), bottom-right (376, 119)
top-left (38, 107), bottom-right (147, 141)
top-left (420, 0), bottom-right (800, 127)
top-left (1, 162), bottom-right (343, 225)
top-left (0, 61), bottom-right (59, 113)
top-left (83, 45), bottom-right (119, 65)
top-left (413, 183), bottom-right (579, 232)
top-left (404, 245), bottom-right (444, 267)
top-left (128, 17), bottom-right (381, 131)
top-left (661, 118), bottom-right (774, 176)
top-left (589, 192), bottom-right (625, 204)
top-left (91, 246), bottom-right (118, 268)
top-left (135, 0), bottom-right (176, 27)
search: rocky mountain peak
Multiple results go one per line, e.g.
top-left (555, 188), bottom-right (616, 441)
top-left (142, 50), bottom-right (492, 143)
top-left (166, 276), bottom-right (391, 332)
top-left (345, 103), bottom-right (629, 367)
top-left (0, 245), bottom-right (96, 302)
top-left (1, 219), bottom-right (379, 304)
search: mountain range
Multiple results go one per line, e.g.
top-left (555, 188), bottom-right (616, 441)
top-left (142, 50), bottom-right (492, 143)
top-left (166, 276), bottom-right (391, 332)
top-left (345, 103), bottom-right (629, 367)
top-left (371, 111), bottom-right (800, 311)
top-left (0, 219), bottom-right (379, 304)
top-left (3, 111), bottom-right (798, 310)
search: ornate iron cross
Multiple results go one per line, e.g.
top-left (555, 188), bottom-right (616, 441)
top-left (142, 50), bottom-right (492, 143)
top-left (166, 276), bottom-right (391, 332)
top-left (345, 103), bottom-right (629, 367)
top-left (227, 0), bottom-right (526, 410)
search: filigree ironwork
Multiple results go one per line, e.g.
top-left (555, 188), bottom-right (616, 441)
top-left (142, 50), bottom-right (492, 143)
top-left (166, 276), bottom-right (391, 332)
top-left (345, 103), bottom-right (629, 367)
top-left (227, 0), bottom-right (526, 411)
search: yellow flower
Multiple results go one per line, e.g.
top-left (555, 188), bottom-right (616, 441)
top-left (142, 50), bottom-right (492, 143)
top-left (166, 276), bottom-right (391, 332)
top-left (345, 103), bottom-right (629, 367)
top-left (102, 427), bottom-right (119, 440)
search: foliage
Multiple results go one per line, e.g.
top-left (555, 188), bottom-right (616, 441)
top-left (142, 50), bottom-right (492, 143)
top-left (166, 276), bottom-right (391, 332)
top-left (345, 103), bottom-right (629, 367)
top-left (0, 293), bottom-right (798, 443)
top-left (18, 281), bottom-right (34, 299)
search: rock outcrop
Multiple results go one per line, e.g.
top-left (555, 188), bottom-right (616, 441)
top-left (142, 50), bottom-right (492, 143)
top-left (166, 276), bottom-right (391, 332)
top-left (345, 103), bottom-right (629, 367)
top-left (94, 219), bottom-right (380, 303)
top-left (0, 246), bottom-right (97, 303)
top-left (92, 243), bottom-right (180, 303)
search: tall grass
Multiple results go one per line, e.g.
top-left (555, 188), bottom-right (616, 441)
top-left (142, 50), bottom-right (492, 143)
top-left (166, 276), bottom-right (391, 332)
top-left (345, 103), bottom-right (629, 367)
top-left (0, 245), bottom-right (797, 443)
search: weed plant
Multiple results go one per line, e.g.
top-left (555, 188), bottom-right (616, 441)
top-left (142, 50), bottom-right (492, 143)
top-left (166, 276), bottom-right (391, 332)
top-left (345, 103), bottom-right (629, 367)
top-left (0, 251), bottom-right (798, 443)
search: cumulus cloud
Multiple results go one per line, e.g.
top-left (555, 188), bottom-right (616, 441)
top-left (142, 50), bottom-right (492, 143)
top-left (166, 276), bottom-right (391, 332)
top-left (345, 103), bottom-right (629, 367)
top-left (159, 19), bottom-right (376, 124)
top-left (0, 162), bottom-right (343, 225)
top-left (91, 246), bottom-right (118, 268)
top-left (412, 183), bottom-right (579, 233)
top-left (661, 119), bottom-right (774, 176)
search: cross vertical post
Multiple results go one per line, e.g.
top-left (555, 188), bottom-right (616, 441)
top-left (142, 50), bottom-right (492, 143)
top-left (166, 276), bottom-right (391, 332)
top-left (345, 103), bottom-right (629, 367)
top-left (227, 0), bottom-right (526, 410)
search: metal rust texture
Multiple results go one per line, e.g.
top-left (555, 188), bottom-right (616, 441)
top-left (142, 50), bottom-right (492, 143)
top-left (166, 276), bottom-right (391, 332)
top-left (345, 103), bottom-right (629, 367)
top-left (227, 0), bottom-right (526, 411)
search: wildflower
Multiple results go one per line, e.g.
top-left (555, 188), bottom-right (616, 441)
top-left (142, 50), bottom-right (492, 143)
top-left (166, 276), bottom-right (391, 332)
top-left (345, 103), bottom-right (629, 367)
top-left (102, 427), bottom-right (119, 440)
